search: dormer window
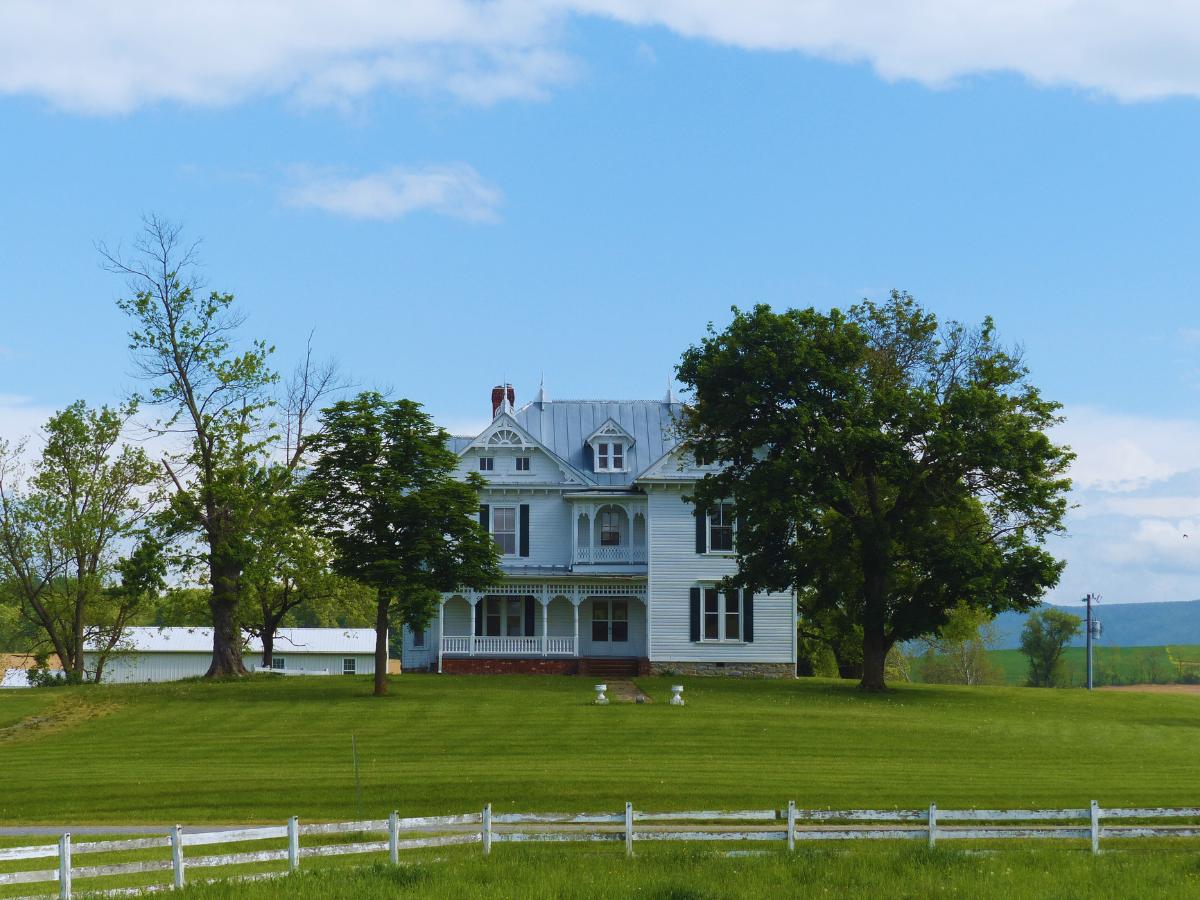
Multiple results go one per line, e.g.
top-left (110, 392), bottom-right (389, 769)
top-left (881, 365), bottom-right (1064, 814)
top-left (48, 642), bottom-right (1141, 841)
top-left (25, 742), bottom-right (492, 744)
top-left (586, 419), bottom-right (635, 474)
top-left (596, 442), bottom-right (624, 472)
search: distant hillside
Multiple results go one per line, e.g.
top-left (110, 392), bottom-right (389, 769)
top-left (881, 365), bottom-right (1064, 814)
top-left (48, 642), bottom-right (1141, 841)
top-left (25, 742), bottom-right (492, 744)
top-left (991, 599), bottom-right (1200, 649)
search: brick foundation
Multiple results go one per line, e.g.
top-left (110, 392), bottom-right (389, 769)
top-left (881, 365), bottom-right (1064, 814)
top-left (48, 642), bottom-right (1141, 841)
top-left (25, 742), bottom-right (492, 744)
top-left (648, 661), bottom-right (796, 678)
top-left (441, 657), bottom-right (581, 675)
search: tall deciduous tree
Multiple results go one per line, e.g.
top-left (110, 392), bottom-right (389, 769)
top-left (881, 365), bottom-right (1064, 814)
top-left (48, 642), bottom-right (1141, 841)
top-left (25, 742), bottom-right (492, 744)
top-left (1020, 608), bottom-right (1082, 687)
top-left (299, 392), bottom-right (502, 696)
top-left (0, 402), bottom-right (159, 680)
top-left (678, 292), bottom-right (1073, 691)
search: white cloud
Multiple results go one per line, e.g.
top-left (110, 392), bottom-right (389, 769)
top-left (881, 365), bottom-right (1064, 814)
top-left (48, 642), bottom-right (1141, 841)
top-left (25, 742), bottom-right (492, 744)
top-left (1054, 406), bottom-right (1200, 493)
top-left (0, 395), bottom-right (53, 449)
top-left (4, 2), bottom-right (1200, 113)
top-left (284, 164), bottom-right (502, 223)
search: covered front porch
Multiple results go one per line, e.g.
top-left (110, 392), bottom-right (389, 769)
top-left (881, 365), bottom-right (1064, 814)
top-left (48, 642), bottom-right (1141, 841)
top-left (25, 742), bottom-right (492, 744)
top-left (436, 581), bottom-right (646, 673)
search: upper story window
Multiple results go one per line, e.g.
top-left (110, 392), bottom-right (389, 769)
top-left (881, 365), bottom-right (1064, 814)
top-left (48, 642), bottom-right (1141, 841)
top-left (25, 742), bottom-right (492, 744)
top-left (515, 456), bottom-right (531, 472)
top-left (708, 503), bottom-right (734, 552)
top-left (492, 506), bottom-right (517, 555)
top-left (596, 442), bottom-right (625, 472)
top-left (600, 508), bottom-right (622, 546)
top-left (479, 456), bottom-right (494, 472)
top-left (586, 419), bottom-right (635, 473)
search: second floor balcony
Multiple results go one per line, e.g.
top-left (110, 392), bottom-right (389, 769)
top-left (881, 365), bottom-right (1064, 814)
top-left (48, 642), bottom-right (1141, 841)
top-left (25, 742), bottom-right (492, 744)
top-left (569, 496), bottom-right (647, 570)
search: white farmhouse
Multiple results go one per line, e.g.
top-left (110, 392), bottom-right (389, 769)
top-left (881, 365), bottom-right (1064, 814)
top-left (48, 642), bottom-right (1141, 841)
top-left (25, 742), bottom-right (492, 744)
top-left (401, 383), bottom-right (797, 677)
top-left (85, 627), bottom-right (377, 683)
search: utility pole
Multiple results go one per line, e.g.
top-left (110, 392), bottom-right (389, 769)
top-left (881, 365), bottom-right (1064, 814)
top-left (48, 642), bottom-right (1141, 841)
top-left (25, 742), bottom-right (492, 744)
top-left (1083, 593), bottom-right (1101, 690)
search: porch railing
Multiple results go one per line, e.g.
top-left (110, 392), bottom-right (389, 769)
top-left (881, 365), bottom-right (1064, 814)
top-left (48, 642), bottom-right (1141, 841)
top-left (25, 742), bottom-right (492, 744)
top-left (573, 545), bottom-right (647, 565)
top-left (441, 636), bottom-right (578, 657)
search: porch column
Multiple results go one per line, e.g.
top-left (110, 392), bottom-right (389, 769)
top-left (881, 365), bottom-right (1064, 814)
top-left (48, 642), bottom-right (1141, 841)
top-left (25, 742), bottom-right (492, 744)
top-left (572, 598), bottom-right (580, 658)
top-left (468, 594), bottom-right (479, 656)
top-left (540, 594), bottom-right (549, 657)
top-left (437, 597), bottom-right (445, 674)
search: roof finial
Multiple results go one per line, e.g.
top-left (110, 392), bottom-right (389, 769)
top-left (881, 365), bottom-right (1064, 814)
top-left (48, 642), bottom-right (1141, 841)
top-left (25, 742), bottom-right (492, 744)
top-left (664, 375), bottom-right (678, 405)
top-left (536, 372), bottom-right (548, 407)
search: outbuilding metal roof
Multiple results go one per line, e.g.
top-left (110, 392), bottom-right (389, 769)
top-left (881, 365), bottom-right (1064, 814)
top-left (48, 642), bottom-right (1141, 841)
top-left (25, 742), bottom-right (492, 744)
top-left (512, 399), bottom-right (684, 487)
top-left (85, 627), bottom-right (376, 654)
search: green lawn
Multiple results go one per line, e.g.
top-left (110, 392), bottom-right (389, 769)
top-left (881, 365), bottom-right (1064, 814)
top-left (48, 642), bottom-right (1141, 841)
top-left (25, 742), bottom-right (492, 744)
top-left (979, 645), bottom-right (1200, 686)
top-left (172, 846), bottom-right (1200, 900)
top-left (2, 675), bottom-right (1199, 826)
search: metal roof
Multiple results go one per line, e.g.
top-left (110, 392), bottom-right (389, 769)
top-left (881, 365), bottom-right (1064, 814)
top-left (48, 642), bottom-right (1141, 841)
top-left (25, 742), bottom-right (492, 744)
top-left (512, 399), bottom-right (684, 487)
top-left (85, 627), bottom-right (376, 654)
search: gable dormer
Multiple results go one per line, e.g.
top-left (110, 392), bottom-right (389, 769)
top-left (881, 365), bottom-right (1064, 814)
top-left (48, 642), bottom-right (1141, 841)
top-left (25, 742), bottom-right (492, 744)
top-left (586, 418), bottom-right (635, 474)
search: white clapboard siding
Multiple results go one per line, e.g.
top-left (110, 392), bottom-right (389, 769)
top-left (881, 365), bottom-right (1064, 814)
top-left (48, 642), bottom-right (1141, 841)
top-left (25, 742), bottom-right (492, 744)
top-left (645, 485), bottom-right (795, 664)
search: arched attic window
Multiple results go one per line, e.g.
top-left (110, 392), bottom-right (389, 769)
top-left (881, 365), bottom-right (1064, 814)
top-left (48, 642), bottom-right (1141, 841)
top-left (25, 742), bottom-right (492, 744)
top-left (487, 428), bottom-right (524, 447)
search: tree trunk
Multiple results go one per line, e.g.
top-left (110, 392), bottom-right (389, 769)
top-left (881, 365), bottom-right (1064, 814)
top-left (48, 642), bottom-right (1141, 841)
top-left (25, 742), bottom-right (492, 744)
top-left (206, 550), bottom-right (246, 677)
top-left (374, 593), bottom-right (390, 697)
top-left (860, 625), bottom-right (892, 692)
top-left (261, 628), bottom-right (274, 670)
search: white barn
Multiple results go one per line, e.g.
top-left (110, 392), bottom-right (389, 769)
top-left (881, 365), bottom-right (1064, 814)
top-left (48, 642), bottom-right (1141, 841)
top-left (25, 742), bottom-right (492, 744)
top-left (85, 627), bottom-right (377, 683)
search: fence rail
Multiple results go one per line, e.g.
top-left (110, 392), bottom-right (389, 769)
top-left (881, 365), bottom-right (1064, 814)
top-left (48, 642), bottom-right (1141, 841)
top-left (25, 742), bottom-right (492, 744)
top-left (4, 803), bottom-right (1200, 899)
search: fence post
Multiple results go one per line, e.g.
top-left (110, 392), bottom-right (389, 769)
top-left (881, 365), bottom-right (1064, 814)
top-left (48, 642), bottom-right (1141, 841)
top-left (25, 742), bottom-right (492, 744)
top-left (171, 824), bottom-right (185, 890)
top-left (287, 816), bottom-right (300, 872)
top-left (787, 801), bottom-right (796, 852)
top-left (1090, 801), bottom-right (1101, 856)
top-left (927, 803), bottom-right (937, 848)
top-left (482, 803), bottom-right (492, 856)
top-left (389, 810), bottom-right (400, 865)
top-left (58, 833), bottom-right (71, 900)
top-left (625, 802), bottom-right (634, 858)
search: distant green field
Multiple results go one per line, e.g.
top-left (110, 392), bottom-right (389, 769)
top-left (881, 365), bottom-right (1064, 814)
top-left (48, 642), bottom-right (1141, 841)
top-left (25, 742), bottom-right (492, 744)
top-left (2, 675), bottom-right (1200, 828)
top-left (981, 645), bottom-right (1200, 686)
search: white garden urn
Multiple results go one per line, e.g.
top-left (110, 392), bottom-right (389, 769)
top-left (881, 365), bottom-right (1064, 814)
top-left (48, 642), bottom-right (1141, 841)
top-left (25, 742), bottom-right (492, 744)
top-left (670, 685), bottom-right (685, 706)
top-left (594, 684), bottom-right (609, 705)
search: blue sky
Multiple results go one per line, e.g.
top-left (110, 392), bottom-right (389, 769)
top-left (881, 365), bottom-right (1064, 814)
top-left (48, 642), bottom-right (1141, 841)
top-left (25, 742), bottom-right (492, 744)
top-left (3, 3), bottom-right (1200, 606)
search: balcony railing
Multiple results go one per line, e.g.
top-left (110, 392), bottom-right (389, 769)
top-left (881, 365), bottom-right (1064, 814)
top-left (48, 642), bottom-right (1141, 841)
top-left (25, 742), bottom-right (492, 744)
top-left (441, 636), bottom-right (578, 657)
top-left (573, 545), bottom-right (647, 565)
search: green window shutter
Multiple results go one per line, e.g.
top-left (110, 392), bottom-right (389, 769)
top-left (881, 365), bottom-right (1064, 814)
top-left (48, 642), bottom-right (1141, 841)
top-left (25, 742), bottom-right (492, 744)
top-left (479, 504), bottom-right (490, 532)
top-left (519, 504), bottom-right (530, 557)
top-left (474, 600), bottom-right (484, 637)
top-left (743, 591), bottom-right (754, 643)
top-left (524, 596), bottom-right (536, 636)
top-left (689, 587), bottom-right (701, 642)
top-left (695, 506), bottom-right (707, 554)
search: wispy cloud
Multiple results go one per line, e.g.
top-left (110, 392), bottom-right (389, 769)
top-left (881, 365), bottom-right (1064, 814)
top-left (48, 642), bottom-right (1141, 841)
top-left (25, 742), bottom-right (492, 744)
top-left (4, 3), bottom-right (1200, 114)
top-left (284, 164), bottom-right (503, 223)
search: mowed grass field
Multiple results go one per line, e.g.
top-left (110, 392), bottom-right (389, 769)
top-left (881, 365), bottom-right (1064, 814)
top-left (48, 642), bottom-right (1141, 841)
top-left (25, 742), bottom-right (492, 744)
top-left (2, 675), bottom-right (1199, 825)
top-left (982, 644), bottom-right (1200, 686)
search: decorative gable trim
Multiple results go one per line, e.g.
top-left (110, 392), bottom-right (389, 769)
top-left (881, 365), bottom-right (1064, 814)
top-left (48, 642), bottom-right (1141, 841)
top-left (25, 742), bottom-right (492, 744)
top-left (461, 413), bottom-right (591, 485)
top-left (635, 443), bottom-right (722, 483)
top-left (585, 417), bottom-right (636, 447)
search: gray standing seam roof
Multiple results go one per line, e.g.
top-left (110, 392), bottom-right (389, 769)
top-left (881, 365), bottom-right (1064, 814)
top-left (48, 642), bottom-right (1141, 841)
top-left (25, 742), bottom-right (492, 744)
top-left (510, 399), bottom-right (685, 486)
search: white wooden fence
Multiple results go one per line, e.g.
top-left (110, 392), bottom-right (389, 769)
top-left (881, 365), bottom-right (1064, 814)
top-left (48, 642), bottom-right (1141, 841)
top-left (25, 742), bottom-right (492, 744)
top-left (3, 803), bottom-right (1200, 899)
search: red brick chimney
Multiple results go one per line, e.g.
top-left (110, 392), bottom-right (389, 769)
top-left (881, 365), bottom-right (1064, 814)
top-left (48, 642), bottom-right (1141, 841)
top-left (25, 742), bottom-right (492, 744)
top-left (491, 384), bottom-right (515, 417)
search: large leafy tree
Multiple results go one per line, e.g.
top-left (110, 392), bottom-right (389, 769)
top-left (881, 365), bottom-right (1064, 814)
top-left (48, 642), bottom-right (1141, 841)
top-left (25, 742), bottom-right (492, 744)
top-left (678, 292), bottom-right (1073, 691)
top-left (299, 392), bottom-right (503, 696)
top-left (0, 401), bottom-right (160, 680)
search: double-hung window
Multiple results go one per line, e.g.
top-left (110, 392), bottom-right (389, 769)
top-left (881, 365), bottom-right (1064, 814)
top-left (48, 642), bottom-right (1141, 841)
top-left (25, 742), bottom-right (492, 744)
top-left (479, 456), bottom-right (494, 472)
top-left (600, 508), bottom-right (622, 546)
top-left (515, 456), bottom-right (531, 472)
top-left (412, 628), bottom-right (425, 648)
top-left (492, 507), bottom-right (516, 555)
top-left (483, 597), bottom-right (527, 637)
top-left (708, 503), bottom-right (735, 552)
top-left (342, 658), bottom-right (356, 675)
top-left (702, 587), bottom-right (743, 641)
top-left (595, 442), bottom-right (624, 471)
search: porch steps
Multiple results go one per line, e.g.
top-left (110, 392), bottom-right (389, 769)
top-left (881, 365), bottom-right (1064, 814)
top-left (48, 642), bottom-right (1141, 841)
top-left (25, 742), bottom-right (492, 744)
top-left (579, 657), bottom-right (642, 678)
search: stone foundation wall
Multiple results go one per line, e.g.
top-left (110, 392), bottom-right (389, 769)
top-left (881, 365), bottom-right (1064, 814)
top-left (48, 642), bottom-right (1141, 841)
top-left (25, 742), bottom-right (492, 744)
top-left (648, 661), bottom-right (796, 679)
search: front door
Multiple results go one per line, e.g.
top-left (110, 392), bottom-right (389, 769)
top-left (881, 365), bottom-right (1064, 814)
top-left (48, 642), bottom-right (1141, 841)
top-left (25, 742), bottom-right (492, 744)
top-left (590, 599), bottom-right (629, 655)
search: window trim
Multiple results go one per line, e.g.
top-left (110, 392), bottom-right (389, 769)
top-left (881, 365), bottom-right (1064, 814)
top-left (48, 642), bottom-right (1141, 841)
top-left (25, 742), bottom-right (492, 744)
top-left (491, 506), bottom-right (517, 557)
top-left (271, 657), bottom-right (286, 670)
top-left (342, 657), bottom-right (357, 675)
top-left (706, 502), bottom-right (736, 554)
top-left (594, 440), bottom-right (627, 473)
top-left (698, 586), bottom-right (746, 643)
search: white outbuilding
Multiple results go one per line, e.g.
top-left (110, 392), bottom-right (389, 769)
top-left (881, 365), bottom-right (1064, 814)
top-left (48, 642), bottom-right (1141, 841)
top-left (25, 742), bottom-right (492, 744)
top-left (84, 627), bottom-right (378, 683)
